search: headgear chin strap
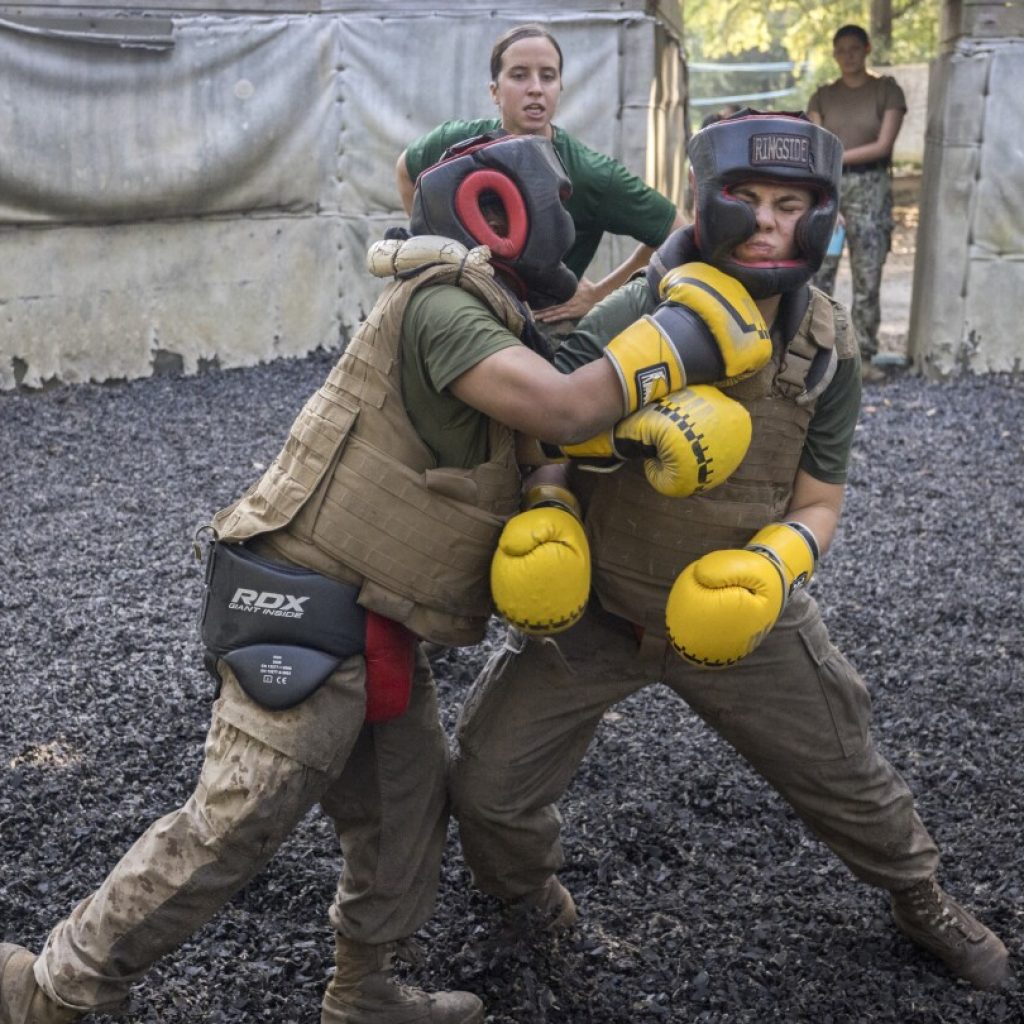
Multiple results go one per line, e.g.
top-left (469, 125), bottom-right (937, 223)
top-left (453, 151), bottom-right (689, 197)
top-left (689, 110), bottom-right (843, 298)
top-left (410, 133), bottom-right (577, 309)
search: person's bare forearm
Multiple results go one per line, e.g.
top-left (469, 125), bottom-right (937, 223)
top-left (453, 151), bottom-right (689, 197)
top-left (783, 470), bottom-right (845, 555)
top-left (449, 346), bottom-right (625, 446)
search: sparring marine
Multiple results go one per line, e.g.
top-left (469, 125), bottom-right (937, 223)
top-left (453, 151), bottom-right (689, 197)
top-left (0, 132), bottom-right (597, 1024)
top-left (448, 111), bottom-right (1011, 996)
top-left (210, 131), bottom-right (586, 652)
top-left (210, 247), bottom-right (525, 649)
top-left (583, 108), bottom-right (849, 636)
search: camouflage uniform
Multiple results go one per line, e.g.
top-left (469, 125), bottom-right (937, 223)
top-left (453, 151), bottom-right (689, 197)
top-left (813, 167), bottom-right (893, 360)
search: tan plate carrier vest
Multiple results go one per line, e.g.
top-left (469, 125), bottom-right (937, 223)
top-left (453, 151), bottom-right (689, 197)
top-left (576, 287), bottom-right (853, 636)
top-left (211, 259), bottom-right (525, 647)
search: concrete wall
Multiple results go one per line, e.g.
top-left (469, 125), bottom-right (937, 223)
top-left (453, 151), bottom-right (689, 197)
top-left (887, 63), bottom-right (928, 164)
top-left (908, 7), bottom-right (1024, 376)
top-left (0, 3), bottom-right (686, 389)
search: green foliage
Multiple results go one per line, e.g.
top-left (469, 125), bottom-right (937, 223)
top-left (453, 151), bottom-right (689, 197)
top-left (682, 0), bottom-right (939, 109)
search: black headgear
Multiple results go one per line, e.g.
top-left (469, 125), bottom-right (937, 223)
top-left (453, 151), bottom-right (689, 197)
top-left (409, 133), bottom-right (577, 309)
top-left (688, 110), bottom-right (843, 298)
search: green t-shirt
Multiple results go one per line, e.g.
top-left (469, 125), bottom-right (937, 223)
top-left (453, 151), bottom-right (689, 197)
top-left (400, 284), bottom-right (521, 468)
top-left (554, 278), bottom-right (861, 484)
top-left (403, 119), bottom-right (678, 279)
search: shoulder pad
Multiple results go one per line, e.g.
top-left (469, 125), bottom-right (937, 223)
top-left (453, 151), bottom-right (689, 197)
top-left (809, 288), bottom-right (856, 359)
top-left (366, 236), bottom-right (491, 280)
top-left (775, 287), bottom-right (846, 405)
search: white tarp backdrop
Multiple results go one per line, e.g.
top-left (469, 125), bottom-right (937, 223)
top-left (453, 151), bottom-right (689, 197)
top-left (908, 2), bottom-right (1024, 376)
top-left (0, 4), bottom-right (685, 388)
top-left (909, 38), bottom-right (1024, 376)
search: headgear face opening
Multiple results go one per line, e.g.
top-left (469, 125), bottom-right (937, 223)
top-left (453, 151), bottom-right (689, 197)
top-left (688, 110), bottom-right (843, 298)
top-left (410, 133), bottom-right (577, 309)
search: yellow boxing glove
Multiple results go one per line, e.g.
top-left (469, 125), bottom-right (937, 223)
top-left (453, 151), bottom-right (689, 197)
top-left (665, 521), bottom-right (819, 667)
top-left (603, 263), bottom-right (772, 413)
top-left (557, 386), bottom-right (751, 498)
top-left (490, 484), bottom-right (590, 635)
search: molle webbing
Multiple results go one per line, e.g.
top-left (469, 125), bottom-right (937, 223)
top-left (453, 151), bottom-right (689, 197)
top-left (212, 259), bottom-right (524, 645)
top-left (775, 288), bottom-right (848, 404)
top-left (288, 432), bottom-right (518, 618)
top-left (580, 394), bottom-right (812, 624)
top-left (581, 297), bottom-right (834, 631)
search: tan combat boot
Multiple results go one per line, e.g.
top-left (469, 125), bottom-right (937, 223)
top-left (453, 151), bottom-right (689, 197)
top-left (510, 876), bottom-right (578, 932)
top-left (891, 876), bottom-right (1010, 989)
top-left (320, 936), bottom-right (483, 1024)
top-left (0, 945), bottom-right (79, 1024)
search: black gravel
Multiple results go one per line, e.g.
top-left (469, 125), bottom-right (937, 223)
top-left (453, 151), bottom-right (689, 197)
top-left (2, 354), bottom-right (1022, 1024)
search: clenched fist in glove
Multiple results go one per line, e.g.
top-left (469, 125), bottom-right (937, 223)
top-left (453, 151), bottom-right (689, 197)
top-left (490, 484), bottom-right (590, 635)
top-left (665, 521), bottom-right (819, 667)
top-left (603, 262), bottom-right (771, 413)
top-left (553, 386), bottom-right (752, 498)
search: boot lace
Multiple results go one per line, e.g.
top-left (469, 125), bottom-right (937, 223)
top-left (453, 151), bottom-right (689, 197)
top-left (902, 878), bottom-right (969, 938)
top-left (369, 939), bottom-right (429, 1005)
top-left (392, 937), bottom-right (426, 967)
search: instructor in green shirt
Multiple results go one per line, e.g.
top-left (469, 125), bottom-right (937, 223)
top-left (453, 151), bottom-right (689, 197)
top-left (396, 22), bottom-right (684, 325)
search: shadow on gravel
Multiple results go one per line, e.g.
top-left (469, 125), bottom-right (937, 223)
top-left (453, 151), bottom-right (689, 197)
top-left (2, 356), bottom-right (1022, 1023)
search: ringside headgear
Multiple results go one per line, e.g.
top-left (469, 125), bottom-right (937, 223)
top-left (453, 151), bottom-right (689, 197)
top-left (688, 110), bottom-right (843, 298)
top-left (410, 133), bottom-right (577, 309)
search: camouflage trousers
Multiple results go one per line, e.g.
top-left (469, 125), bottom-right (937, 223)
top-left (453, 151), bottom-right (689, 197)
top-left (33, 651), bottom-right (449, 1014)
top-left (813, 168), bottom-right (894, 360)
top-left (451, 594), bottom-right (939, 901)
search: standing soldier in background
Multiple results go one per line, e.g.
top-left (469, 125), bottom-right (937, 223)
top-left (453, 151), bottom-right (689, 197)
top-left (808, 24), bottom-right (906, 380)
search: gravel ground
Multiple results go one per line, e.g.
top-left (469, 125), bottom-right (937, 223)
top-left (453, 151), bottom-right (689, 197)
top-left (2, 355), bottom-right (1022, 1024)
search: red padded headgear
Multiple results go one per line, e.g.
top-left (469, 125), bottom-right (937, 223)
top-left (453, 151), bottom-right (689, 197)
top-left (410, 133), bottom-right (577, 309)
